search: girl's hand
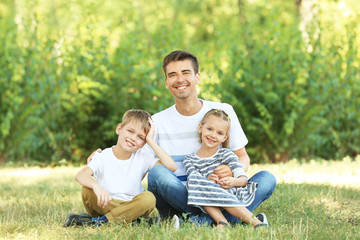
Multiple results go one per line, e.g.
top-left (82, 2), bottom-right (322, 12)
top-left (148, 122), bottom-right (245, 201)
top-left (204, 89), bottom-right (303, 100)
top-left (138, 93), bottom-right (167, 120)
top-left (208, 173), bottom-right (219, 183)
top-left (219, 177), bottom-right (236, 189)
top-left (146, 118), bottom-right (155, 143)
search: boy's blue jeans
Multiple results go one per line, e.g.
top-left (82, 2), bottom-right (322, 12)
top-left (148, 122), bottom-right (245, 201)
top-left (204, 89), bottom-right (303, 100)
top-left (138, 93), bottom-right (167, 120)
top-left (147, 164), bottom-right (276, 225)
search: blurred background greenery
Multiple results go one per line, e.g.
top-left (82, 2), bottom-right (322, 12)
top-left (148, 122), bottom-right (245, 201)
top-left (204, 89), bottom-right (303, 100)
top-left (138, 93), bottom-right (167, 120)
top-left (0, 0), bottom-right (359, 165)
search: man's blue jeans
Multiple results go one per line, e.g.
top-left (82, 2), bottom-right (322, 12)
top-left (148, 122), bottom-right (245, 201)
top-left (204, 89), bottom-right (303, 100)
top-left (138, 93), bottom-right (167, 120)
top-left (147, 164), bottom-right (276, 225)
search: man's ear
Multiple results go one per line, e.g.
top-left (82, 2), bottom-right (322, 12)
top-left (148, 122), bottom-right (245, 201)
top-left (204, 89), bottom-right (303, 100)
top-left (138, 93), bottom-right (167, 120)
top-left (115, 123), bottom-right (122, 134)
top-left (195, 72), bottom-right (200, 84)
top-left (165, 77), bottom-right (169, 89)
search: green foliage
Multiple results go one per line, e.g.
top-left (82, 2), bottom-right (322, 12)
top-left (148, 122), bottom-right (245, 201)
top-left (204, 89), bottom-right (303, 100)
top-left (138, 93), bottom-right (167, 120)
top-left (203, 1), bottom-right (360, 162)
top-left (0, 0), bottom-right (359, 163)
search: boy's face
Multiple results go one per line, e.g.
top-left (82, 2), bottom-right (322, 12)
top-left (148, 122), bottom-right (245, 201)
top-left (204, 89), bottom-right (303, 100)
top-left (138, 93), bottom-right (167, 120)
top-left (116, 120), bottom-right (146, 152)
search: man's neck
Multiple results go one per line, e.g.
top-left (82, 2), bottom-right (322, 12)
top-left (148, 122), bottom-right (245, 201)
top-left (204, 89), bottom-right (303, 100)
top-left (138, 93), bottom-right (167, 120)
top-left (175, 97), bottom-right (203, 116)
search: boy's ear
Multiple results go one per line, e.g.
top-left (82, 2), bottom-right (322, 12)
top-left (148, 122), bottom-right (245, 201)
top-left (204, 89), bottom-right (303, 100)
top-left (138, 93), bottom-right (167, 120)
top-left (115, 123), bottom-right (122, 134)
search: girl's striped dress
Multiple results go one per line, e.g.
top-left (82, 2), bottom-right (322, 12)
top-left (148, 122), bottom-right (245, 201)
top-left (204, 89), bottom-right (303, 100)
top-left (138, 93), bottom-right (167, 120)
top-left (183, 148), bottom-right (257, 210)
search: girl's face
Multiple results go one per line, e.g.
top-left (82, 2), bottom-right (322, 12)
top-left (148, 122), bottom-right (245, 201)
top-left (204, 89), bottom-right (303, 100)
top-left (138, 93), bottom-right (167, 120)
top-left (115, 120), bottom-right (146, 153)
top-left (199, 115), bottom-right (229, 149)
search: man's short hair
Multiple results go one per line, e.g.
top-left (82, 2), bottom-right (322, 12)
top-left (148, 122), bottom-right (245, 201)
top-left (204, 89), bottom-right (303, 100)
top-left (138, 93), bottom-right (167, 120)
top-left (162, 50), bottom-right (199, 76)
top-left (121, 109), bottom-right (151, 134)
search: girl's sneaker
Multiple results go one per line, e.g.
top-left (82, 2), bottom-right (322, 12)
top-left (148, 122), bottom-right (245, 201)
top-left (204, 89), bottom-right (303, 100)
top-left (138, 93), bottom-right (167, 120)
top-left (254, 213), bottom-right (269, 228)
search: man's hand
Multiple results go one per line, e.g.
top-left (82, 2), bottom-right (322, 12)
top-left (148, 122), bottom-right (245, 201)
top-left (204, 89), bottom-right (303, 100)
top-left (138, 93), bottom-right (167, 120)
top-left (208, 173), bottom-right (220, 183)
top-left (213, 165), bottom-right (233, 179)
top-left (87, 148), bottom-right (102, 164)
top-left (93, 183), bottom-right (112, 208)
top-left (219, 177), bottom-right (236, 189)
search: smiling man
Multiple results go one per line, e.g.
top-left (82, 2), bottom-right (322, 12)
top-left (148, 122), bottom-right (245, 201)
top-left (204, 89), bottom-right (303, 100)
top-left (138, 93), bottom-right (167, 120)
top-left (147, 50), bottom-right (276, 225)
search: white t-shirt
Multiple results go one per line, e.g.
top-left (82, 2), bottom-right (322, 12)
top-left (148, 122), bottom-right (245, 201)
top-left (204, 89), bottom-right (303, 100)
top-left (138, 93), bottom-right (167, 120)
top-left (150, 100), bottom-right (248, 184)
top-left (88, 147), bottom-right (158, 201)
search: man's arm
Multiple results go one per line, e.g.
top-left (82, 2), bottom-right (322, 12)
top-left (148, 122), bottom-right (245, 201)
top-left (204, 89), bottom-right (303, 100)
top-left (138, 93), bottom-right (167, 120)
top-left (233, 147), bottom-right (250, 172)
top-left (213, 147), bottom-right (250, 178)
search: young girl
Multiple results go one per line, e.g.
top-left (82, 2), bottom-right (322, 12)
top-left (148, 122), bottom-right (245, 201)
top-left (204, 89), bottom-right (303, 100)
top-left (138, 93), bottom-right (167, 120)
top-left (183, 109), bottom-right (268, 229)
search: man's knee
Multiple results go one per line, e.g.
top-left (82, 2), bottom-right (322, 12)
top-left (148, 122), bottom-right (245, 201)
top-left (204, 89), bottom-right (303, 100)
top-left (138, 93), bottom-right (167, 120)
top-left (148, 165), bottom-right (175, 191)
top-left (254, 171), bottom-right (277, 197)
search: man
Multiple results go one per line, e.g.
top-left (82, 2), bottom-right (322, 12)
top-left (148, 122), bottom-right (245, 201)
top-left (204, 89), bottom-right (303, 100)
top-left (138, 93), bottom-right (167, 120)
top-left (146, 50), bottom-right (276, 224)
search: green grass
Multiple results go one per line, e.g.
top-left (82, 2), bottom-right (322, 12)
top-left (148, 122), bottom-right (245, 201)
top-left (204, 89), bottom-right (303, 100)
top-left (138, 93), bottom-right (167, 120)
top-left (1, 158), bottom-right (359, 240)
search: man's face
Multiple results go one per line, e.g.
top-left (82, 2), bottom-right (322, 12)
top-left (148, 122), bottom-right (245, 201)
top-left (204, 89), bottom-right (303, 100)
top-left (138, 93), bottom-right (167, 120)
top-left (164, 59), bottom-right (200, 100)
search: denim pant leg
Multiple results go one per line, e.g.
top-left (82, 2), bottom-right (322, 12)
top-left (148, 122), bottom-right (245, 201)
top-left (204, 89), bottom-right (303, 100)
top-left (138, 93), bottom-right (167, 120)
top-left (147, 165), bottom-right (202, 218)
top-left (246, 170), bottom-right (277, 212)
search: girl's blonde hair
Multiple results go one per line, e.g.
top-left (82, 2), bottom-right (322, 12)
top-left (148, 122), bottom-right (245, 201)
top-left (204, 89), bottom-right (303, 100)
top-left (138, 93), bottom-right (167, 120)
top-left (121, 109), bottom-right (151, 135)
top-left (199, 109), bottom-right (231, 148)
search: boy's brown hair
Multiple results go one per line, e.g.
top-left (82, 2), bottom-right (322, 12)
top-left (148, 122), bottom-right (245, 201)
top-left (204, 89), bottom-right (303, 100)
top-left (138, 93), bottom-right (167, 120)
top-left (162, 50), bottom-right (199, 76)
top-left (199, 109), bottom-right (231, 148)
top-left (121, 109), bottom-right (151, 134)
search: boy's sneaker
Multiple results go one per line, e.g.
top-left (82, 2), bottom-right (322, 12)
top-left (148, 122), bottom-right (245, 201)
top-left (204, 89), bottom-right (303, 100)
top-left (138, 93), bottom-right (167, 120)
top-left (63, 213), bottom-right (92, 227)
top-left (255, 213), bottom-right (269, 228)
top-left (171, 215), bottom-right (180, 231)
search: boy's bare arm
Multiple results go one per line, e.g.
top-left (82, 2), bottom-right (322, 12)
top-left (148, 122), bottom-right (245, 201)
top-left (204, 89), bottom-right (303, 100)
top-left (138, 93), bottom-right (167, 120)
top-left (146, 119), bottom-right (177, 172)
top-left (75, 166), bottom-right (112, 208)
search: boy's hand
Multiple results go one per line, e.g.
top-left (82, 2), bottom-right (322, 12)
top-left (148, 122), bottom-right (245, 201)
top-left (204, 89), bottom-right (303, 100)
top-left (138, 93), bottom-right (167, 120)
top-left (208, 173), bottom-right (219, 183)
top-left (146, 118), bottom-right (155, 142)
top-left (87, 148), bottom-right (102, 164)
top-left (213, 165), bottom-right (232, 179)
top-left (93, 184), bottom-right (112, 208)
top-left (219, 177), bottom-right (236, 189)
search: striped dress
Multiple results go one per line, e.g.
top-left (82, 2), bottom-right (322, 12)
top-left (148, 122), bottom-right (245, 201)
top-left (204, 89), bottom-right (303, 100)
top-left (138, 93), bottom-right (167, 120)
top-left (183, 148), bottom-right (257, 210)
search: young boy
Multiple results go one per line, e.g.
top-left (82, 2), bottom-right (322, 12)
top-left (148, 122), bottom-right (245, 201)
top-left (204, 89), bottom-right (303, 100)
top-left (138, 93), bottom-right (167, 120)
top-left (64, 109), bottom-right (177, 227)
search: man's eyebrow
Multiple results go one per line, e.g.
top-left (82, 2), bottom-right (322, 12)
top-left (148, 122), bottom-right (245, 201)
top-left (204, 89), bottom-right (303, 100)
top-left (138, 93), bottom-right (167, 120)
top-left (181, 69), bottom-right (191, 73)
top-left (167, 71), bottom-right (176, 76)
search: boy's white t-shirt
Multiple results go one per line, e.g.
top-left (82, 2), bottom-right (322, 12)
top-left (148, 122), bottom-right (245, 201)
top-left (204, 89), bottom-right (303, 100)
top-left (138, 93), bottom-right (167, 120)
top-left (150, 100), bottom-right (248, 184)
top-left (87, 147), bottom-right (158, 201)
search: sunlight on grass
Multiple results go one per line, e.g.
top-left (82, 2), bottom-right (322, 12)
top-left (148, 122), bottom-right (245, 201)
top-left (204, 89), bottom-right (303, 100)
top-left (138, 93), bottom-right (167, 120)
top-left (249, 156), bottom-right (360, 188)
top-left (1, 159), bottom-right (359, 239)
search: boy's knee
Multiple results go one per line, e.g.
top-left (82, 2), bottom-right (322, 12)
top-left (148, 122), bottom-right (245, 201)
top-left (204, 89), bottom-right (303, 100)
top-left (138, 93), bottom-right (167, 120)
top-left (81, 187), bottom-right (95, 201)
top-left (139, 191), bottom-right (156, 211)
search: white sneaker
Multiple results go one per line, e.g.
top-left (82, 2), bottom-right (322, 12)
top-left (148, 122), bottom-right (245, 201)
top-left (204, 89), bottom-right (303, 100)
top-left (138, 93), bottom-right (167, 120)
top-left (255, 213), bottom-right (269, 228)
top-left (171, 215), bottom-right (180, 231)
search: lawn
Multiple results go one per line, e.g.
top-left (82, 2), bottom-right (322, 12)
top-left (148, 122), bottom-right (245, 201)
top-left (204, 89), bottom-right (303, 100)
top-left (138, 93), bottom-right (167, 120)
top-left (1, 157), bottom-right (359, 240)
